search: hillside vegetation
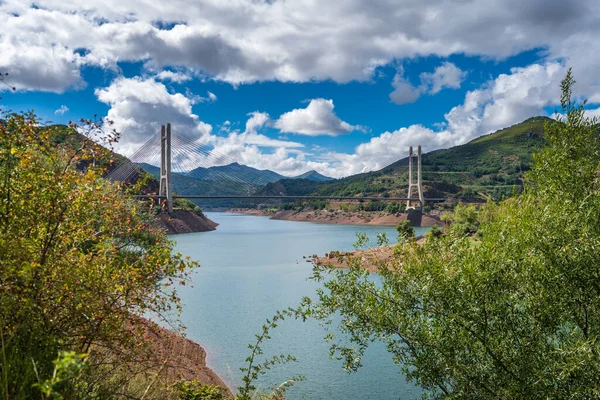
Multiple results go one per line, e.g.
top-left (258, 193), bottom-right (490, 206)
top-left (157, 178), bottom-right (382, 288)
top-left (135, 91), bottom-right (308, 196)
top-left (308, 117), bottom-right (549, 203)
top-left (185, 162), bottom-right (285, 185)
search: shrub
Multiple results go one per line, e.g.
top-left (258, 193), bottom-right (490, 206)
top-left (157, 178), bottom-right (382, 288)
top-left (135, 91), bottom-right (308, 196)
top-left (173, 380), bottom-right (225, 400)
top-left (395, 220), bottom-right (415, 241)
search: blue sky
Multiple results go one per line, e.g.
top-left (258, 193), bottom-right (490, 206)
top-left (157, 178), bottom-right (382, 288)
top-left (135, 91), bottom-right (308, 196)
top-left (1, 1), bottom-right (600, 177)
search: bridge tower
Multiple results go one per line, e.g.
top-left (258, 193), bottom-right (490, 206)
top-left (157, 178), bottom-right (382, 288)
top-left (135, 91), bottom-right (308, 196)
top-left (159, 123), bottom-right (173, 213)
top-left (406, 145), bottom-right (424, 209)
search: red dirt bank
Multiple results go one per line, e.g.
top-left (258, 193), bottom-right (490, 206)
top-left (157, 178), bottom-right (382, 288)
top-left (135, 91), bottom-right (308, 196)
top-left (228, 209), bottom-right (442, 227)
top-left (142, 320), bottom-right (232, 396)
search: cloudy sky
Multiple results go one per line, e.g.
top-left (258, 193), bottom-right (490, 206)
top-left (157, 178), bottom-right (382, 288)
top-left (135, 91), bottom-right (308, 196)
top-left (1, 0), bottom-right (599, 178)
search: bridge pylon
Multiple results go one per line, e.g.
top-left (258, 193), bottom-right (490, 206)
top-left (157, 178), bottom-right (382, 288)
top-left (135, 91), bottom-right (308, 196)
top-left (406, 145), bottom-right (424, 210)
top-left (159, 123), bottom-right (173, 213)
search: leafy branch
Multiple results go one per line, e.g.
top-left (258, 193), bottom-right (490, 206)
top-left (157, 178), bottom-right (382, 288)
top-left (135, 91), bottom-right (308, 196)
top-left (238, 308), bottom-right (304, 400)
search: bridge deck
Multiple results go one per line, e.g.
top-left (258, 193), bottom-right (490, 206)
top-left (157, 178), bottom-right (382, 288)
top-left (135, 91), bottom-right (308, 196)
top-left (134, 195), bottom-right (445, 202)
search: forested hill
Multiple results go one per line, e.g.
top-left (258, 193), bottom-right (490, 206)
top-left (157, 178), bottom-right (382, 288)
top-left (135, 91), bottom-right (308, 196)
top-left (291, 116), bottom-right (551, 202)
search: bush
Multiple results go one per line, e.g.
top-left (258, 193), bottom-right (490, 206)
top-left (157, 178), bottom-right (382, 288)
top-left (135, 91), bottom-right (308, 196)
top-left (425, 226), bottom-right (443, 240)
top-left (173, 380), bottom-right (225, 400)
top-left (174, 197), bottom-right (205, 215)
top-left (395, 220), bottom-right (415, 241)
top-left (441, 202), bottom-right (479, 236)
top-left (384, 202), bottom-right (405, 214)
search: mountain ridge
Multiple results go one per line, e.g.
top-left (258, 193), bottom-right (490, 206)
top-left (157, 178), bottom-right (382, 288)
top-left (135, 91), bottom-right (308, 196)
top-left (184, 162), bottom-right (334, 185)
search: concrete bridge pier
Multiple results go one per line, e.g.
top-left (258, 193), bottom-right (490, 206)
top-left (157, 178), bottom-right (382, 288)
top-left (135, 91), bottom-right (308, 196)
top-left (406, 145), bottom-right (424, 210)
top-left (159, 123), bottom-right (173, 213)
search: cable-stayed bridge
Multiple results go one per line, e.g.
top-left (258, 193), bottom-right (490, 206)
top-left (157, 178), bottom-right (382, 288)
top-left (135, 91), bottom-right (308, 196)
top-left (106, 123), bottom-right (444, 212)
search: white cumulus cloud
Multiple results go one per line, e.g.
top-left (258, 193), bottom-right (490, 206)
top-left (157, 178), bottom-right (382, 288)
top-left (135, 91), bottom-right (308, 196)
top-left (274, 98), bottom-right (366, 136)
top-left (3, 0), bottom-right (598, 93)
top-left (155, 70), bottom-right (192, 83)
top-left (390, 63), bottom-right (467, 104)
top-left (421, 62), bottom-right (467, 94)
top-left (54, 105), bottom-right (69, 115)
top-left (95, 76), bottom-right (212, 156)
top-left (389, 69), bottom-right (422, 105)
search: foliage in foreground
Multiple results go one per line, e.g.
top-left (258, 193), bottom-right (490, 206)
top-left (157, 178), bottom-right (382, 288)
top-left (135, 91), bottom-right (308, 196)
top-left (0, 114), bottom-right (195, 399)
top-left (238, 309), bottom-right (303, 400)
top-left (303, 70), bottom-right (600, 398)
top-left (173, 380), bottom-right (226, 400)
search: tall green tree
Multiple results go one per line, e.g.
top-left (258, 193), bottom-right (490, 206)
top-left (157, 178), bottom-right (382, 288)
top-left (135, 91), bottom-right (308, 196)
top-left (303, 69), bottom-right (600, 398)
top-left (0, 113), bottom-right (195, 398)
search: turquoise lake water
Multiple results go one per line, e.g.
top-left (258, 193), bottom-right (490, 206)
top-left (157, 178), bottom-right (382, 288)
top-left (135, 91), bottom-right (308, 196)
top-left (171, 212), bottom-right (428, 400)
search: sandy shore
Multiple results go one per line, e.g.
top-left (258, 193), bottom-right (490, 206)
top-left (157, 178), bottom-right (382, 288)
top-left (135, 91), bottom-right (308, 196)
top-left (227, 208), bottom-right (443, 227)
top-left (313, 245), bottom-right (397, 272)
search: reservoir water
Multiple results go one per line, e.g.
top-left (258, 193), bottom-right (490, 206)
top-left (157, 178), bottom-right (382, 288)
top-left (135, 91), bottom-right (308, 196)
top-left (171, 212), bottom-right (429, 400)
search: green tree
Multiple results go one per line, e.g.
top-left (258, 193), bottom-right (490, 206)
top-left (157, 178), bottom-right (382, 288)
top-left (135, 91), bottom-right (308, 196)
top-left (425, 226), bottom-right (443, 240)
top-left (441, 202), bottom-right (479, 236)
top-left (0, 113), bottom-right (195, 398)
top-left (302, 69), bottom-right (600, 398)
top-left (395, 220), bottom-right (415, 242)
top-left (174, 197), bottom-right (204, 215)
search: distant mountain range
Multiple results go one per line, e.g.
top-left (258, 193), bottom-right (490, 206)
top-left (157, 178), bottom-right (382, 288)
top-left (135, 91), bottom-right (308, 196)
top-left (138, 163), bottom-right (261, 196)
top-left (184, 162), bottom-right (284, 185)
top-left (138, 116), bottom-right (551, 205)
top-left (183, 162), bottom-right (334, 184)
top-left (136, 162), bottom-right (334, 207)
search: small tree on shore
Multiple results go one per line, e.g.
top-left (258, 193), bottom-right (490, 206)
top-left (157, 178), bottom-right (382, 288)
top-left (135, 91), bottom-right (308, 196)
top-left (395, 220), bottom-right (415, 241)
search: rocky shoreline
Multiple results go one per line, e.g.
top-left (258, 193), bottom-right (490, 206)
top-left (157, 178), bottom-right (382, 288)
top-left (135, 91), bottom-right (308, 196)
top-left (227, 208), bottom-right (443, 227)
top-left (156, 210), bottom-right (219, 234)
top-left (313, 237), bottom-right (428, 273)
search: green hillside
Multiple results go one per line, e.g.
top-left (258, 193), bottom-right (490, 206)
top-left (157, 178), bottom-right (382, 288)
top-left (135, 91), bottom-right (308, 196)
top-left (257, 178), bottom-right (330, 197)
top-left (308, 116), bottom-right (550, 203)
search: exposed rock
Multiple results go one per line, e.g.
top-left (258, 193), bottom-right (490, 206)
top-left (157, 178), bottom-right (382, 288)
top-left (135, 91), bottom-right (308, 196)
top-left (156, 210), bottom-right (218, 234)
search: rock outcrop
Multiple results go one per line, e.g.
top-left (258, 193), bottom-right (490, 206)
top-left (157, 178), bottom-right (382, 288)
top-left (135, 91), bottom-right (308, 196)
top-left (156, 210), bottom-right (218, 234)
